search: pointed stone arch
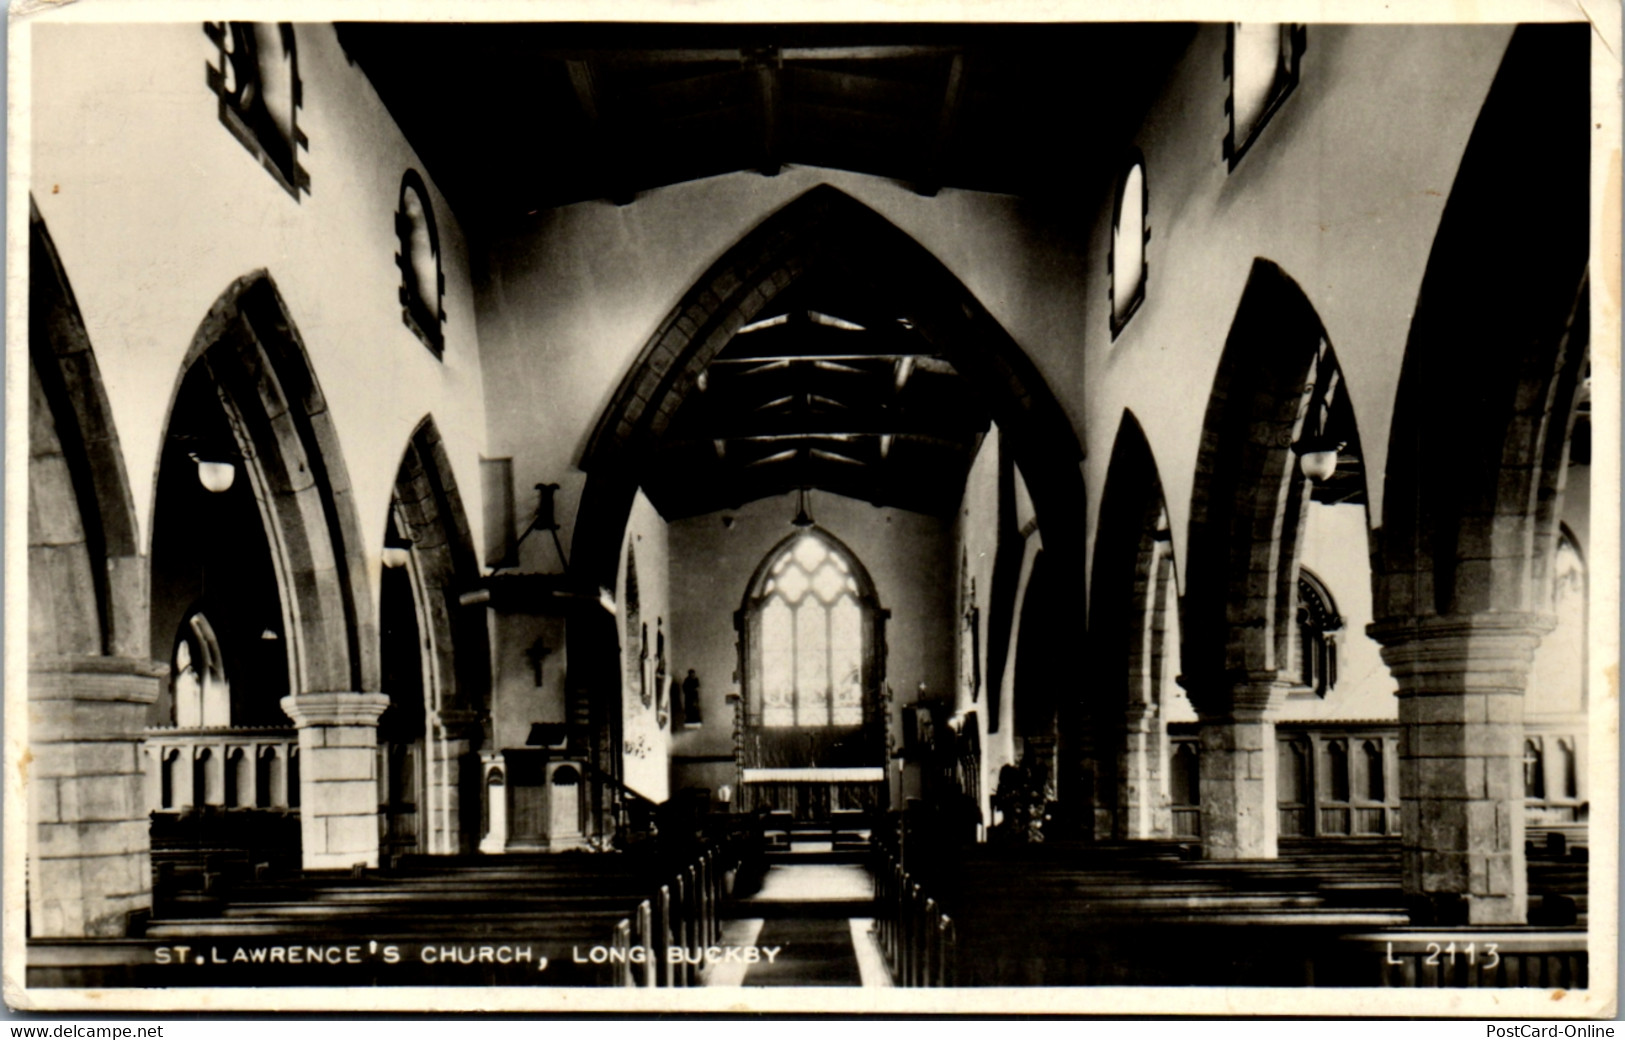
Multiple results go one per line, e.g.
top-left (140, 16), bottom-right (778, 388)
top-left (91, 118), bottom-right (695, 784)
top-left (571, 184), bottom-right (1089, 830)
top-left (383, 415), bottom-right (490, 854)
top-left (1088, 410), bottom-right (1180, 840)
top-left (1375, 23), bottom-right (1589, 626)
top-left (1369, 23), bottom-right (1591, 925)
top-left (27, 201), bottom-right (159, 938)
top-left (1183, 259), bottom-right (1349, 691)
top-left (576, 184), bottom-right (1087, 594)
top-left (154, 271), bottom-right (384, 869)
top-left (29, 200), bottom-right (144, 661)
top-left (159, 270), bottom-right (378, 697)
top-left (1181, 258), bottom-right (1364, 859)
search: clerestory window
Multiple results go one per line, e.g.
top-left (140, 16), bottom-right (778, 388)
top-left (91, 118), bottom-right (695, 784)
top-left (1225, 23), bottom-right (1306, 169)
top-left (1110, 153), bottom-right (1148, 338)
top-left (204, 22), bottom-right (309, 198)
top-left (396, 170), bottom-right (446, 358)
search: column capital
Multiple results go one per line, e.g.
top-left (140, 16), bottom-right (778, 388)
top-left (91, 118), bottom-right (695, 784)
top-left (433, 708), bottom-right (483, 733)
top-left (1368, 613), bottom-right (1554, 695)
top-left (1122, 702), bottom-right (1159, 727)
top-left (1182, 673), bottom-right (1295, 720)
top-left (28, 656), bottom-right (164, 704)
top-left (279, 691), bottom-right (390, 728)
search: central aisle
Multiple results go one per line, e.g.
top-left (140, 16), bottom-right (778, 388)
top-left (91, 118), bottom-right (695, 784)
top-left (704, 862), bottom-right (891, 987)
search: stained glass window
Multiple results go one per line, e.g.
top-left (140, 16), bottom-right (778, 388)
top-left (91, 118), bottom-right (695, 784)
top-left (753, 534), bottom-right (865, 728)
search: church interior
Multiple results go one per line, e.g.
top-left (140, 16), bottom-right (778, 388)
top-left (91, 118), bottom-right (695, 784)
top-left (19, 16), bottom-right (1602, 994)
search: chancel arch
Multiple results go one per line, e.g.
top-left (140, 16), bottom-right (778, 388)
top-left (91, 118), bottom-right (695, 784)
top-left (571, 185), bottom-right (1090, 833)
top-left (151, 271), bottom-right (384, 871)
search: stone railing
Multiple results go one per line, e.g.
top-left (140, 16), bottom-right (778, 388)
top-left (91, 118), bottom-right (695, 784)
top-left (142, 727), bottom-right (299, 812)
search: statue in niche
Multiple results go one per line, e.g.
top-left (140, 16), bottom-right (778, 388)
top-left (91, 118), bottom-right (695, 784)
top-left (681, 669), bottom-right (702, 726)
top-left (655, 619), bottom-right (669, 727)
top-left (625, 546), bottom-right (646, 705)
top-left (960, 553), bottom-right (981, 704)
top-left (990, 753), bottom-right (1053, 845)
top-left (639, 622), bottom-right (651, 708)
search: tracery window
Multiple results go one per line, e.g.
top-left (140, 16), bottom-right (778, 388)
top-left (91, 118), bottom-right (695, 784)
top-left (747, 531), bottom-right (872, 728)
top-left (172, 610), bottom-right (230, 728)
top-left (1225, 23), bottom-right (1306, 169)
top-left (204, 22), bottom-right (309, 198)
top-left (1297, 568), bottom-right (1342, 697)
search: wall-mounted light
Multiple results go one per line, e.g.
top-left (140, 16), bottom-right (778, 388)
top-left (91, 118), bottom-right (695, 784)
top-left (1294, 341), bottom-right (1346, 484)
top-left (1292, 435), bottom-right (1345, 483)
top-left (381, 529), bottom-right (413, 569)
top-left (189, 452), bottom-right (237, 494)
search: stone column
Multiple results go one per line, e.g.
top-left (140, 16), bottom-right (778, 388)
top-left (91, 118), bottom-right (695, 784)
top-left (279, 692), bottom-right (389, 870)
top-left (1369, 614), bottom-right (1551, 925)
top-left (1116, 703), bottom-right (1165, 839)
top-left (429, 709), bottom-right (480, 855)
top-left (28, 656), bottom-right (163, 937)
top-left (479, 750), bottom-right (509, 855)
top-left (1193, 681), bottom-right (1288, 860)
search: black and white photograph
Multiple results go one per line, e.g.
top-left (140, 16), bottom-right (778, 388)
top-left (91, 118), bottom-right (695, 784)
top-left (5, 0), bottom-right (1619, 1017)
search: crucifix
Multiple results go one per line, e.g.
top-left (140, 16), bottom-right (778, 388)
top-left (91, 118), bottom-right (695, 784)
top-left (963, 575), bottom-right (981, 704)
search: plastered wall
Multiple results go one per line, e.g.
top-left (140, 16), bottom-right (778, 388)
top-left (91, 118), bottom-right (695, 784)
top-left (1283, 501), bottom-right (1393, 723)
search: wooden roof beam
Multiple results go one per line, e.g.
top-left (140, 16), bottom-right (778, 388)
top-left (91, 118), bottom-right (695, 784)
top-left (566, 59), bottom-right (638, 206)
top-left (917, 52), bottom-right (965, 197)
top-left (744, 46), bottom-right (782, 176)
top-left (893, 356), bottom-right (916, 394)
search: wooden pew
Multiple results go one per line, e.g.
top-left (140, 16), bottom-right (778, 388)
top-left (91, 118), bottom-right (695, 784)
top-left (131, 835), bottom-right (743, 988)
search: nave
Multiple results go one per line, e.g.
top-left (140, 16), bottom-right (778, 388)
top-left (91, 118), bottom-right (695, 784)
top-left (18, 15), bottom-right (1606, 1009)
